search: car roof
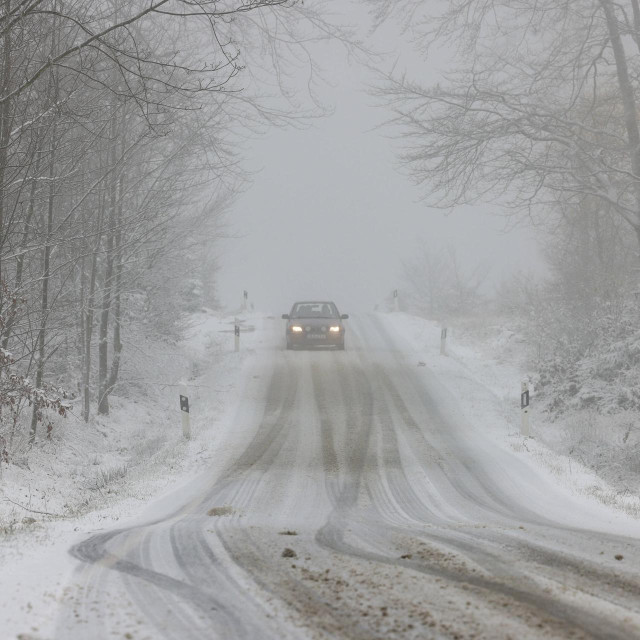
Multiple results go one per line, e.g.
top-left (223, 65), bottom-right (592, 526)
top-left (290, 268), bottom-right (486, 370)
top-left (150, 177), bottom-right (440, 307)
top-left (293, 301), bottom-right (335, 305)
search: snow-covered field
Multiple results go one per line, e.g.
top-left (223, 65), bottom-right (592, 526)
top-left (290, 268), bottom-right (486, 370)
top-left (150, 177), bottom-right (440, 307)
top-left (0, 310), bottom-right (262, 639)
top-left (1, 310), bottom-right (639, 639)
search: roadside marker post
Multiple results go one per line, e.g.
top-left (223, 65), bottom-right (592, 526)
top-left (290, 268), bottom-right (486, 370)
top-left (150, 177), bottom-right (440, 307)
top-left (393, 289), bottom-right (399, 312)
top-left (521, 382), bottom-right (530, 437)
top-left (234, 324), bottom-right (240, 352)
top-left (440, 327), bottom-right (448, 356)
top-left (243, 290), bottom-right (248, 311)
top-left (0, 435), bottom-right (6, 479)
top-left (180, 394), bottom-right (191, 440)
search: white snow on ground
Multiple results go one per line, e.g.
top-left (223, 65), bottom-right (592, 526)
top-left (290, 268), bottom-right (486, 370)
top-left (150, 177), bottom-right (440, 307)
top-left (378, 311), bottom-right (640, 523)
top-left (2, 310), bottom-right (640, 639)
top-left (0, 309), bottom-right (262, 640)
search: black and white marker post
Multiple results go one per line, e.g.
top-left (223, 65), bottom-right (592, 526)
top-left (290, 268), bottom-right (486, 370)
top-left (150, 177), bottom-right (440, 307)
top-left (521, 382), bottom-right (530, 437)
top-left (243, 290), bottom-right (248, 312)
top-left (234, 323), bottom-right (240, 352)
top-left (393, 289), bottom-right (399, 312)
top-left (440, 327), bottom-right (448, 356)
top-left (180, 394), bottom-right (191, 440)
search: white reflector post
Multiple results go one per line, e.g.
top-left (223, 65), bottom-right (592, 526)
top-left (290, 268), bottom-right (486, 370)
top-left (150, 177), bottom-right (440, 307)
top-left (180, 393), bottom-right (191, 440)
top-left (521, 381), bottom-right (530, 437)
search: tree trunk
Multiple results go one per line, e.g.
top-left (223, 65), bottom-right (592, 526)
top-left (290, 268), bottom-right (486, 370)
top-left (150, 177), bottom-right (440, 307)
top-left (0, 0), bottom-right (12, 287)
top-left (600, 0), bottom-right (640, 251)
top-left (97, 234), bottom-right (114, 415)
top-left (29, 5), bottom-right (59, 444)
top-left (105, 174), bottom-right (124, 399)
top-left (29, 133), bottom-right (55, 444)
top-left (2, 147), bottom-right (41, 349)
top-left (105, 252), bottom-right (122, 397)
top-left (97, 115), bottom-right (118, 416)
top-left (629, 0), bottom-right (640, 50)
top-left (82, 197), bottom-right (103, 423)
top-left (79, 254), bottom-right (85, 358)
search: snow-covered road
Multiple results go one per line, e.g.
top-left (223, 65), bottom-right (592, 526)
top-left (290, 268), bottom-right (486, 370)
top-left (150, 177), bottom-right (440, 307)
top-left (56, 314), bottom-right (640, 639)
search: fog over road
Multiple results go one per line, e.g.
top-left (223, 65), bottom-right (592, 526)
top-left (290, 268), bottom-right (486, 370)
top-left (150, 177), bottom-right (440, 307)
top-left (57, 315), bottom-right (640, 639)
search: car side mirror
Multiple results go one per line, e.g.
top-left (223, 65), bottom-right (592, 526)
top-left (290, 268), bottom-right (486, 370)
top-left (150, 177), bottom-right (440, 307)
top-left (341, 314), bottom-right (349, 319)
top-left (282, 314), bottom-right (290, 320)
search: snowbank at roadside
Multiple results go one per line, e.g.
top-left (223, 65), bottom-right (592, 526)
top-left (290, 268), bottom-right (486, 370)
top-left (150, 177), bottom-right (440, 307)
top-left (0, 309), bottom-right (261, 639)
top-left (377, 311), bottom-right (640, 520)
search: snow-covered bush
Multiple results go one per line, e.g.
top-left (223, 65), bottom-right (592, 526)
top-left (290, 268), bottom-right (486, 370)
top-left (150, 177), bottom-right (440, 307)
top-left (0, 284), bottom-right (70, 458)
top-left (500, 198), bottom-right (640, 417)
top-left (534, 299), bottom-right (640, 414)
top-left (0, 345), bottom-right (70, 454)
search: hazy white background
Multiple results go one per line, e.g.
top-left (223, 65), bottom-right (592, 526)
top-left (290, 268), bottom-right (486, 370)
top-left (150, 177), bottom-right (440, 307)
top-left (217, 4), bottom-right (543, 314)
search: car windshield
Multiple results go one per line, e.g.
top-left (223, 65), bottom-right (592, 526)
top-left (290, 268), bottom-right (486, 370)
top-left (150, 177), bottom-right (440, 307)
top-left (291, 302), bottom-right (338, 318)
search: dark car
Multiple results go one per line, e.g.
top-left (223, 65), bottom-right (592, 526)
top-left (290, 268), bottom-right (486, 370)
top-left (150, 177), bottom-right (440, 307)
top-left (282, 301), bottom-right (349, 350)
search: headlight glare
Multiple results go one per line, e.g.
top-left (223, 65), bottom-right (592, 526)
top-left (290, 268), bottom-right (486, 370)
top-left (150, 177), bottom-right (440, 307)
top-left (291, 325), bottom-right (303, 333)
top-left (329, 326), bottom-right (341, 333)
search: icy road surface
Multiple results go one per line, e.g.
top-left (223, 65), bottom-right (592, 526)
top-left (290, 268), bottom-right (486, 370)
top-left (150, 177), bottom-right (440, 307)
top-left (57, 315), bottom-right (640, 639)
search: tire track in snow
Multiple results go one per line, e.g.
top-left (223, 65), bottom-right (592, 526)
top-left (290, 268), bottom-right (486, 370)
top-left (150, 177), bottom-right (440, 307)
top-left (58, 314), bottom-right (640, 640)
top-left (358, 314), bottom-right (640, 638)
top-left (60, 358), bottom-right (300, 639)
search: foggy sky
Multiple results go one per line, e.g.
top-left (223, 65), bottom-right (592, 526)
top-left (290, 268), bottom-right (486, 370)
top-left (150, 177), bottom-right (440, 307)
top-left (217, 4), bottom-right (543, 315)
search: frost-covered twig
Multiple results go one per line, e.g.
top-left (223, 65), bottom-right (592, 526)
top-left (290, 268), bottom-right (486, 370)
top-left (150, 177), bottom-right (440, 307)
top-left (2, 497), bottom-right (64, 518)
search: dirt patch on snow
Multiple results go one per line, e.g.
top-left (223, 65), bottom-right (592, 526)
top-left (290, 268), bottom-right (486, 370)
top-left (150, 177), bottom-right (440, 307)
top-left (207, 505), bottom-right (234, 517)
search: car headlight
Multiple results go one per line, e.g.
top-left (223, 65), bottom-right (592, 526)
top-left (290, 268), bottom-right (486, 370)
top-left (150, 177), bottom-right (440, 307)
top-left (291, 326), bottom-right (303, 333)
top-left (329, 326), bottom-right (341, 333)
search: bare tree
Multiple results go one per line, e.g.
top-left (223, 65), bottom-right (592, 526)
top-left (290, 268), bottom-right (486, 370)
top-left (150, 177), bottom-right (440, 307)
top-left (370, 0), bottom-right (640, 265)
top-left (402, 245), bottom-right (489, 319)
top-left (0, 0), bottom-right (352, 447)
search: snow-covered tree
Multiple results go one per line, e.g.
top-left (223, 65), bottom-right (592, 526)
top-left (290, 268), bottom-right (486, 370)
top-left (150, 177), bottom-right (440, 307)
top-left (369, 0), bottom-right (640, 265)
